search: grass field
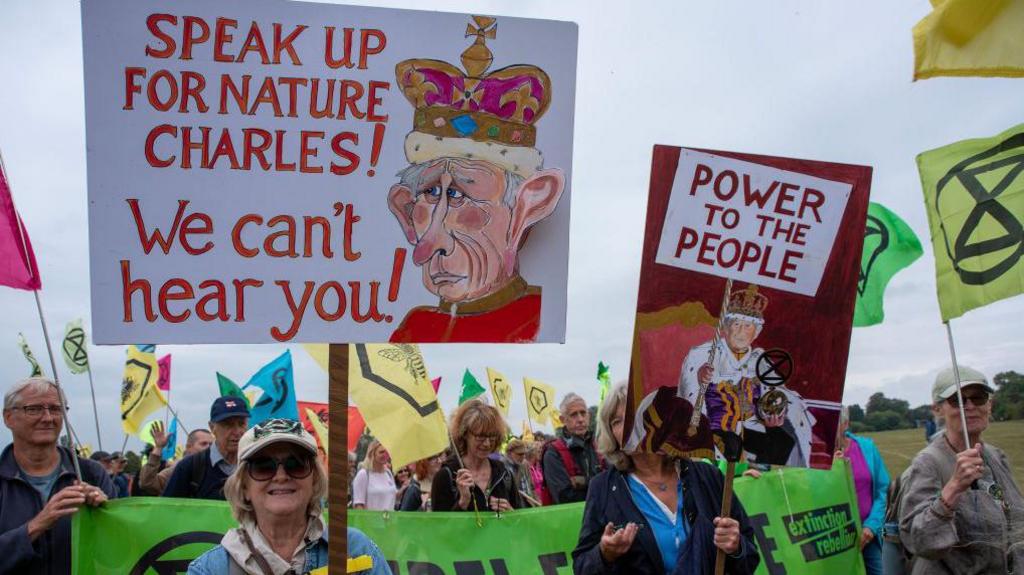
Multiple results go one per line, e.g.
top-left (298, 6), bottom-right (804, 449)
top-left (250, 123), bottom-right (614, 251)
top-left (863, 419), bottom-right (1024, 485)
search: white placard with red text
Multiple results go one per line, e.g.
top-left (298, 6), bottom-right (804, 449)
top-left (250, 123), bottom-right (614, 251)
top-left (655, 149), bottom-right (852, 296)
top-left (82, 0), bottom-right (576, 343)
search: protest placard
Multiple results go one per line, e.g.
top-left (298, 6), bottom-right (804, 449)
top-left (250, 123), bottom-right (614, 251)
top-left (82, 0), bottom-right (577, 344)
top-left (624, 146), bottom-right (871, 467)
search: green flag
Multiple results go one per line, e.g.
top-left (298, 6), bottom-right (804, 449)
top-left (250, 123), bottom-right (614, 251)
top-left (918, 123), bottom-right (1024, 321)
top-left (597, 361), bottom-right (611, 406)
top-left (458, 369), bottom-right (486, 404)
top-left (216, 372), bottom-right (250, 408)
top-left (853, 203), bottom-right (924, 327)
top-left (61, 318), bottom-right (90, 374)
top-left (18, 332), bottom-right (43, 377)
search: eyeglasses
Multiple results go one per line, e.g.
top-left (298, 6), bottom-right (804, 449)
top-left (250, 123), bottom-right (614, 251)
top-left (946, 392), bottom-right (990, 407)
top-left (247, 455), bottom-right (314, 481)
top-left (468, 432), bottom-right (501, 444)
top-left (10, 404), bottom-right (67, 417)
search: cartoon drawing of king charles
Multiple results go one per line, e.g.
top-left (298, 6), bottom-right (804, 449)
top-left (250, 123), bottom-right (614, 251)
top-left (627, 284), bottom-right (816, 466)
top-left (387, 16), bottom-right (566, 343)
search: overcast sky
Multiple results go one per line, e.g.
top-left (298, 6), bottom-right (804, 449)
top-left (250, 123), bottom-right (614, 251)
top-left (2, 0), bottom-right (1022, 452)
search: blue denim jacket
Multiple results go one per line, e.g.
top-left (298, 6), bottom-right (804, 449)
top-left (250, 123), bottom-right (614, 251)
top-left (187, 527), bottom-right (328, 574)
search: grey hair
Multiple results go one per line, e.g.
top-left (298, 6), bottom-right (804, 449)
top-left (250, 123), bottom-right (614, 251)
top-left (396, 160), bottom-right (525, 209)
top-left (4, 377), bottom-right (65, 411)
top-left (559, 392), bottom-right (587, 415)
top-left (595, 382), bottom-right (631, 472)
top-left (223, 455), bottom-right (327, 525)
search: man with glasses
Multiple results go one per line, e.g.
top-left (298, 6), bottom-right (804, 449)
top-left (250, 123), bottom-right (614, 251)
top-left (1, 377), bottom-right (114, 574)
top-left (163, 396), bottom-right (249, 500)
top-left (899, 365), bottom-right (1024, 574)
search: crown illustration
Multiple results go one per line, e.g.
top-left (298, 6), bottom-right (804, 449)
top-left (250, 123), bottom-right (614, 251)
top-left (395, 16), bottom-right (552, 177)
top-left (725, 284), bottom-right (769, 322)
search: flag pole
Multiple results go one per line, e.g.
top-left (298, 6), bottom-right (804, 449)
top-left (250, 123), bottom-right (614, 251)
top-left (34, 291), bottom-right (83, 480)
top-left (943, 321), bottom-right (972, 450)
top-left (164, 402), bottom-right (190, 435)
top-left (0, 149), bottom-right (82, 480)
top-left (328, 343), bottom-right (350, 575)
top-left (85, 367), bottom-right (104, 451)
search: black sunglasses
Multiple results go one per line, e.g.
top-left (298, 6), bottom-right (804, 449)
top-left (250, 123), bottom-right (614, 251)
top-left (946, 392), bottom-right (990, 407)
top-left (247, 455), bottom-right (314, 481)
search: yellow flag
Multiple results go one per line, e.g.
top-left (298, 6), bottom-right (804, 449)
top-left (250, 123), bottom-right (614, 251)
top-left (348, 344), bottom-right (448, 470)
top-left (522, 377), bottom-right (555, 426)
top-left (302, 343), bottom-right (330, 373)
top-left (549, 410), bottom-right (563, 430)
top-left (522, 421), bottom-right (534, 442)
top-left (120, 346), bottom-right (166, 435)
top-left (486, 367), bottom-right (512, 417)
top-left (913, 0), bottom-right (1024, 79)
top-left (174, 445), bottom-right (184, 461)
top-left (79, 444), bottom-right (93, 459)
top-left (304, 407), bottom-right (330, 451)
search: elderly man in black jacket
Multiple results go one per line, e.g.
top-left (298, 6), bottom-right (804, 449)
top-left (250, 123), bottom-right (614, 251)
top-left (1, 377), bottom-right (114, 575)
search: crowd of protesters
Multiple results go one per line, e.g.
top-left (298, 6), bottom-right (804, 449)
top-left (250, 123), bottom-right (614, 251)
top-left (2, 362), bottom-right (1021, 574)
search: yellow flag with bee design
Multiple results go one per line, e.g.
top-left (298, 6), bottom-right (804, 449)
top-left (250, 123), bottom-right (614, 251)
top-left (349, 344), bottom-right (448, 470)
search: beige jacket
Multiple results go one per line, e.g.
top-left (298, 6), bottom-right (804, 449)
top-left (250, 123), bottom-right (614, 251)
top-left (139, 453), bottom-right (176, 495)
top-left (899, 435), bottom-right (1023, 574)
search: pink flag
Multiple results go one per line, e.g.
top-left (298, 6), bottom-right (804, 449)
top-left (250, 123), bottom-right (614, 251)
top-left (0, 164), bottom-right (41, 290)
top-left (431, 376), bottom-right (442, 393)
top-left (156, 354), bottom-right (172, 391)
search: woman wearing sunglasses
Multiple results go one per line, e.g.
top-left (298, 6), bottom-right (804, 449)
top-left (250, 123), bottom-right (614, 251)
top-left (188, 418), bottom-right (334, 575)
top-left (432, 399), bottom-right (522, 512)
top-left (899, 366), bottom-right (1023, 575)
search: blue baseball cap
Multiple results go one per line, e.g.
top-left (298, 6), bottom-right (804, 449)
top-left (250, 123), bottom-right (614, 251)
top-left (210, 396), bottom-right (250, 423)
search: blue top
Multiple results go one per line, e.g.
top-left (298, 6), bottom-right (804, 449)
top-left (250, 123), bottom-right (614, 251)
top-left (18, 466), bottom-right (61, 503)
top-left (627, 475), bottom-right (689, 574)
top-left (846, 431), bottom-right (890, 546)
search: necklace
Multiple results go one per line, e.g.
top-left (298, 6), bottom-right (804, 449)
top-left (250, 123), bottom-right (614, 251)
top-left (637, 472), bottom-right (672, 492)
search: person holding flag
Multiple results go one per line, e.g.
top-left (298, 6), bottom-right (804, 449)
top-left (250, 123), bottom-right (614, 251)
top-left (1, 377), bottom-right (114, 574)
top-left (432, 399), bottom-right (522, 513)
top-left (163, 397), bottom-right (250, 500)
top-left (899, 366), bottom-right (1023, 574)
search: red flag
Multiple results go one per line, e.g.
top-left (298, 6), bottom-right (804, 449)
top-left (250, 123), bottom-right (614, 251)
top-left (0, 163), bottom-right (41, 290)
top-left (348, 406), bottom-right (365, 452)
top-left (156, 354), bottom-right (172, 391)
top-left (298, 401), bottom-right (328, 442)
top-left (431, 377), bottom-right (442, 393)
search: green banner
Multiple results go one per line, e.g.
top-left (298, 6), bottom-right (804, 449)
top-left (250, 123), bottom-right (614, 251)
top-left (733, 459), bottom-right (866, 575)
top-left (72, 497), bottom-right (234, 575)
top-left (351, 504), bottom-right (584, 574)
top-left (853, 202), bottom-right (923, 327)
top-left (72, 464), bottom-right (865, 574)
top-left (918, 123), bottom-right (1024, 321)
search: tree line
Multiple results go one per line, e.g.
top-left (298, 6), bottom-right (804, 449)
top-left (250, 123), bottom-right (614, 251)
top-left (848, 370), bottom-right (1024, 433)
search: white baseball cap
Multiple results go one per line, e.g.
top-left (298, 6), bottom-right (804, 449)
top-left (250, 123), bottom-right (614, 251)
top-left (932, 365), bottom-right (994, 403)
top-left (238, 418), bottom-right (317, 462)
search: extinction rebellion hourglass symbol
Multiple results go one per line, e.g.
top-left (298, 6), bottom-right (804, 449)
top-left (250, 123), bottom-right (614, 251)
top-left (934, 132), bottom-right (1024, 285)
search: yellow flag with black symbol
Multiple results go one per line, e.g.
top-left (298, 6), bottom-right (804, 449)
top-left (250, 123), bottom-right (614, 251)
top-left (486, 367), bottom-right (512, 417)
top-left (348, 344), bottom-right (448, 470)
top-left (913, 0), bottom-right (1024, 80)
top-left (918, 123), bottom-right (1024, 320)
top-left (18, 332), bottom-right (43, 377)
top-left (522, 377), bottom-right (555, 426)
top-left (121, 345), bottom-right (166, 435)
